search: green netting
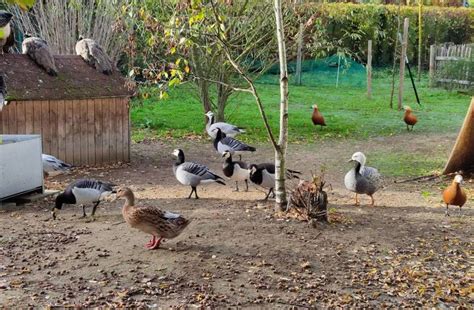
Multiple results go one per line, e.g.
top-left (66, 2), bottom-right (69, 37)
top-left (256, 55), bottom-right (367, 87)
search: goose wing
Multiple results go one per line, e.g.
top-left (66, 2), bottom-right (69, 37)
top-left (257, 163), bottom-right (275, 174)
top-left (361, 166), bottom-right (382, 190)
top-left (219, 136), bottom-right (255, 153)
top-left (42, 154), bottom-right (72, 172)
top-left (70, 179), bottom-right (116, 193)
top-left (210, 122), bottom-right (244, 134)
top-left (180, 162), bottom-right (222, 181)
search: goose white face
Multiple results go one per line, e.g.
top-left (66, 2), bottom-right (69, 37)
top-left (249, 166), bottom-right (257, 175)
top-left (350, 152), bottom-right (366, 165)
top-left (205, 111), bottom-right (214, 118)
top-left (222, 151), bottom-right (231, 158)
top-left (172, 149), bottom-right (180, 157)
top-left (312, 104), bottom-right (318, 109)
top-left (454, 174), bottom-right (463, 184)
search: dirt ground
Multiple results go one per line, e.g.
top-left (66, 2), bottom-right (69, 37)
top-left (1, 133), bottom-right (473, 308)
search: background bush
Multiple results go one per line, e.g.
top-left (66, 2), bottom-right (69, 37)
top-left (292, 3), bottom-right (473, 67)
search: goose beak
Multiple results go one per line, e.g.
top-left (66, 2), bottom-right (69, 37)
top-left (348, 159), bottom-right (354, 163)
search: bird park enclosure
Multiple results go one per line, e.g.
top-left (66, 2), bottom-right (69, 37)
top-left (429, 43), bottom-right (473, 91)
top-left (0, 54), bottom-right (134, 166)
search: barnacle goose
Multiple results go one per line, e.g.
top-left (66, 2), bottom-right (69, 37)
top-left (172, 149), bottom-right (225, 199)
top-left (53, 179), bottom-right (116, 220)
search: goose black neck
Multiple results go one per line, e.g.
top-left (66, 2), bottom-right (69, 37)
top-left (55, 193), bottom-right (75, 209)
top-left (224, 154), bottom-right (233, 164)
top-left (209, 115), bottom-right (215, 125)
top-left (355, 162), bottom-right (362, 174)
top-left (176, 151), bottom-right (185, 165)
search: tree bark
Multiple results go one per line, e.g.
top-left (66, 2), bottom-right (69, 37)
top-left (274, 0), bottom-right (289, 210)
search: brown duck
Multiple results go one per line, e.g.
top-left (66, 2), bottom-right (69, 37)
top-left (403, 106), bottom-right (417, 131)
top-left (442, 175), bottom-right (467, 216)
top-left (117, 187), bottom-right (191, 250)
top-left (312, 104), bottom-right (326, 129)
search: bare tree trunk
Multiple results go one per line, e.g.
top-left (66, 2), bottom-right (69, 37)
top-left (191, 46), bottom-right (213, 125)
top-left (216, 70), bottom-right (233, 122)
top-left (274, 0), bottom-right (289, 210)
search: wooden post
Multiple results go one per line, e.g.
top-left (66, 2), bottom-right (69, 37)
top-left (295, 22), bottom-right (304, 86)
top-left (398, 18), bottom-right (409, 111)
top-left (429, 44), bottom-right (435, 87)
top-left (367, 40), bottom-right (372, 99)
top-left (417, 0), bottom-right (423, 81)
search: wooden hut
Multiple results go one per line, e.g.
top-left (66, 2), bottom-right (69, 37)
top-left (0, 54), bottom-right (134, 165)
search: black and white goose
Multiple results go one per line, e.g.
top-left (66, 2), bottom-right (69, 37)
top-left (205, 111), bottom-right (245, 139)
top-left (42, 154), bottom-right (73, 177)
top-left (249, 163), bottom-right (301, 200)
top-left (213, 128), bottom-right (256, 160)
top-left (75, 37), bottom-right (113, 75)
top-left (222, 150), bottom-right (250, 192)
top-left (172, 149), bottom-right (225, 199)
top-left (22, 35), bottom-right (58, 76)
top-left (53, 179), bottom-right (116, 220)
top-left (344, 151), bottom-right (382, 206)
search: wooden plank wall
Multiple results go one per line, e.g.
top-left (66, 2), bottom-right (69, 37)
top-left (0, 98), bottom-right (130, 165)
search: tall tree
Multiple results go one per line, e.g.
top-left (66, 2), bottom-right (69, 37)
top-left (273, 0), bottom-right (289, 209)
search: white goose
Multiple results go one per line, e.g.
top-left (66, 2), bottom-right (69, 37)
top-left (205, 111), bottom-right (245, 139)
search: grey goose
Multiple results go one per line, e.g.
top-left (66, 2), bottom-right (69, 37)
top-left (344, 152), bottom-right (382, 206)
top-left (172, 149), bottom-right (225, 199)
top-left (22, 35), bottom-right (58, 76)
top-left (222, 150), bottom-right (250, 192)
top-left (249, 163), bottom-right (301, 200)
top-left (42, 154), bottom-right (73, 177)
top-left (213, 128), bottom-right (255, 160)
top-left (53, 179), bottom-right (116, 220)
top-left (76, 37), bottom-right (113, 75)
top-left (206, 111), bottom-right (245, 139)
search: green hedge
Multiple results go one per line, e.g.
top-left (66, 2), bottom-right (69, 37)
top-left (296, 3), bottom-right (473, 67)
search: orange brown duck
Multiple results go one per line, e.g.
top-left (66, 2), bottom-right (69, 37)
top-left (403, 106), bottom-right (417, 131)
top-left (312, 104), bottom-right (326, 129)
top-left (442, 174), bottom-right (467, 216)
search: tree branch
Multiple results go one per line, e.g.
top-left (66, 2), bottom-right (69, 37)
top-left (210, 0), bottom-right (279, 151)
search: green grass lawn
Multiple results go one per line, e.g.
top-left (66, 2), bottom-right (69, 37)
top-left (131, 72), bottom-right (471, 143)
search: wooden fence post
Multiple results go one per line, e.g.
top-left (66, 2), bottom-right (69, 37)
top-left (429, 44), bottom-right (436, 87)
top-left (367, 40), bottom-right (372, 99)
top-left (417, 0), bottom-right (423, 82)
top-left (295, 22), bottom-right (304, 86)
top-left (398, 18), bottom-right (409, 111)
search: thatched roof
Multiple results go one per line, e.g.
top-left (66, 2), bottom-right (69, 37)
top-left (0, 54), bottom-right (135, 101)
top-left (443, 100), bottom-right (474, 174)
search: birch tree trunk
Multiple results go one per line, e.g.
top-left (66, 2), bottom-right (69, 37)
top-left (274, 0), bottom-right (289, 210)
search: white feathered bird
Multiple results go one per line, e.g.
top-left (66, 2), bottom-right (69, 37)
top-left (42, 154), bottom-right (73, 176)
top-left (205, 111), bottom-right (245, 139)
